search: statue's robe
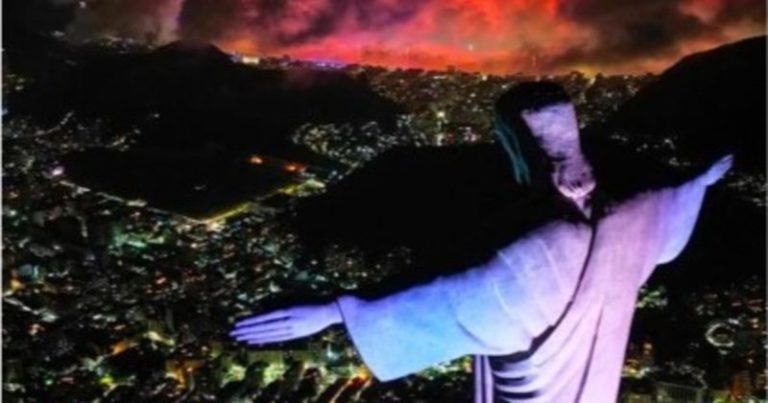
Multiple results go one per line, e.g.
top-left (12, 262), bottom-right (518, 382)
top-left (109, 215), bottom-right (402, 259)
top-left (336, 174), bottom-right (710, 403)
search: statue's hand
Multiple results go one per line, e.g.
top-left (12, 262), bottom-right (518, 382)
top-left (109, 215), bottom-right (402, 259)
top-left (230, 302), bottom-right (342, 345)
top-left (700, 154), bottom-right (734, 186)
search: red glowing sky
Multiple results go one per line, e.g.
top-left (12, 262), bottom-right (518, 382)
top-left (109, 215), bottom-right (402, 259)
top-left (66, 0), bottom-right (766, 74)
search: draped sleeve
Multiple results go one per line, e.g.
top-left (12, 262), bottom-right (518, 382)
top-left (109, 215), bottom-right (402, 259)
top-left (653, 176), bottom-right (709, 265)
top-left (336, 220), bottom-right (592, 381)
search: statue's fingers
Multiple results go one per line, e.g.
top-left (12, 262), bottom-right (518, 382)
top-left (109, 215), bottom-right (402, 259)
top-left (236, 327), bottom-right (293, 342)
top-left (720, 155), bottom-right (734, 171)
top-left (235, 329), bottom-right (296, 341)
top-left (705, 154), bottom-right (734, 184)
top-left (234, 310), bottom-right (289, 328)
top-left (231, 325), bottom-right (290, 338)
top-left (716, 154), bottom-right (733, 169)
top-left (245, 333), bottom-right (297, 345)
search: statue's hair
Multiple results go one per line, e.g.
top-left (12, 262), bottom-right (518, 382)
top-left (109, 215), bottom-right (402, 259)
top-left (493, 82), bottom-right (571, 185)
top-left (495, 81), bottom-right (571, 119)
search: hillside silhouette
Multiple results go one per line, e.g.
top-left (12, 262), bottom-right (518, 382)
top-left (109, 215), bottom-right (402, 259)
top-left (605, 36), bottom-right (766, 173)
top-left (9, 40), bottom-right (404, 160)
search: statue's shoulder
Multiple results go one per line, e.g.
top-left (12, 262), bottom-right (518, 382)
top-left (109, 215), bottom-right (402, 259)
top-left (602, 188), bottom-right (666, 222)
top-left (498, 218), bottom-right (592, 258)
top-left (534, 219), bottom-right (591, 238)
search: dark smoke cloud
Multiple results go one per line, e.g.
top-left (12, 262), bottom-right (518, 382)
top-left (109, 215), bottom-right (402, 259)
top-left (715, 0), bottom-right (767, 24)
top-left (62, 0), bottom-right (180, 43)
top-left (178, 0), bottom-right (428, 49)
top-left (11, 0), bottom-right (766, 73)
top-left (551, 0), bottom-right (766, 68)
top-left (176, 0), bottom-right (236, 43)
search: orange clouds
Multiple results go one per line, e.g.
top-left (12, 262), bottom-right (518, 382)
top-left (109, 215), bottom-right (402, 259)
top-left (67, 0), bottom-right (766, 74)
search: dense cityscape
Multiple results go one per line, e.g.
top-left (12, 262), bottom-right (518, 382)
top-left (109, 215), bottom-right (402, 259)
top-left (3, 37), bottom-right (766, 403)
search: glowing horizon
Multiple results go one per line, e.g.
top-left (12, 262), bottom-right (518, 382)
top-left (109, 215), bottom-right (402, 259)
top-left (63, 0), bottom-right (766, 75)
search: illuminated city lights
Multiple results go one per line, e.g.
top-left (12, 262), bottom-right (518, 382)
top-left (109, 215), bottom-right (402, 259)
top-left (249, 155), bottom-right (263, 165)
top-left (1, 28), bottom-right (763, 402)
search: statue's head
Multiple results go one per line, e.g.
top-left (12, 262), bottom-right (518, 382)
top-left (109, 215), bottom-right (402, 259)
top-left (494, 82), bottom-right (596, 210)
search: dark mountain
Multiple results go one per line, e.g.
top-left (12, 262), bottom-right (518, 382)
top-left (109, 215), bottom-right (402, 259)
top-left (604, 36), bottom-right (766, 173)
top-left (293, 137), bottom-right (687, 290)
top-left (9, 40), bottom-right (404, 160)
top-left (10, 39), bottom-right (402, 217)
top-left (293, 144), bottom-right (586, 287)
top-left (61, 148), bottom-right (298, 219)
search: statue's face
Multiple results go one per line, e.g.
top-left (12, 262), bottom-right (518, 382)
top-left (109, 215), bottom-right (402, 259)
top-left (521, 103), bottom-right (596, 206)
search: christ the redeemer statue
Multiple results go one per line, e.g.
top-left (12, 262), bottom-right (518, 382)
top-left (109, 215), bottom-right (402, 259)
top-left (230, 82), bottom-right (732, 403)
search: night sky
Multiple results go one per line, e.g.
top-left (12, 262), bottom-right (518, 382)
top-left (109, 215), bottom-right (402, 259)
top-left (28, 0), bottom-right (765, 74)
top-left (24, 0), bottom-right (766, 73)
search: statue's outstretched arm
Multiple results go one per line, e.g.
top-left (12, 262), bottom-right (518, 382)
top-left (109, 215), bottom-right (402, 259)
top-left (229, 255), bottom-right (537, 382)
top-left (653, 154), bottom-right (732, 266)
top-left (231, 220), bottom-right (590, 381)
